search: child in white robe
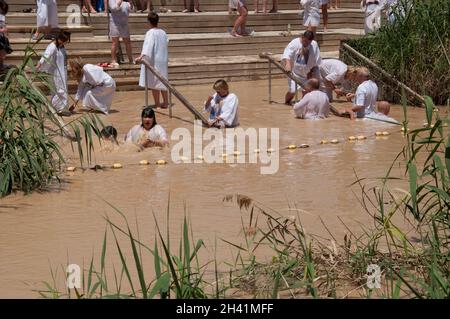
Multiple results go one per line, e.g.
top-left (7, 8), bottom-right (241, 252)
top-left (125, 107), bottom-right (169, 149)
top-left (300, 0), bottom-right (321, 35)
top-left (204, 79), bottom-right (239, 128)
top-left (34, 0), bottom-right (59, 39)
top-left (293, 78), bottom-right (330, 119)
top-left (135, 12), bottom-right (169, 109)
top-left (37, 30), bottom-right (71, 114)
top-left (0, 0), bottom-right (8, 36)
top-left (69, 58), bottom-right (116, 114)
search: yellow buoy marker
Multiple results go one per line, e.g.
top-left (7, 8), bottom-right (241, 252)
top-left (299, 144), bottom-right (309, 148)
top-left (112, 163), bottom-right (123, 169)
top-left (357, 135), bottom-right (367, 140)
top-left (156, 160), bottom-right (167, 165)
top-left (330, 139), bottom-right (339, 144)
top-left (139, 160), bottom-right (149, 165)
top-left (254, 148), bottom-right (260, 153)
top-left (66, 166), bottom-right (76, 172)
top-left (221, 153), bottom-right (228, 158)
top-left (267, 148), bottom-right (275, 153)
top-left (375, 132), bottom-right (383, 136)
top-left (180, 156), bottom-right (189, 162)
top-left (348, 136), bottom-right (357, 141)
top-left (382, 131), bottom-right (390, 136)
top-left (287, 144), bottom-right (297, 150)
top-left (320, 140), bottom-right (328, 144)
top-left (233, 151), bottom-right (241, 156)
top-left (196, 155), bottom-right (204, 160)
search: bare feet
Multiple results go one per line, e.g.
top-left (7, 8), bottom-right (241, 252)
top-left (230, 31), bottom-right (243, 37)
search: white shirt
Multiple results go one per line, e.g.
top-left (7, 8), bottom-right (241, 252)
top-left (293, 90), bottom-right (330, 119)
top-left (125, 124), bottom-right (168, 144)
top-left (205, 93), bottom-right (239, 127)
top-left (283, 39), bottom-right (322, 78)
top-left (319, 59), bottom-right (348, 84)
top-left (354, 80), bottom-right (378, 118)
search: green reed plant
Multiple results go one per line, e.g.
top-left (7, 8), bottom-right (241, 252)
top-left (0, 42), bottom-right (103, 197)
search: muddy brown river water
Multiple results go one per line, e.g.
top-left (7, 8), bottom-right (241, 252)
top-left (0, 79), bottom-right (444, 298)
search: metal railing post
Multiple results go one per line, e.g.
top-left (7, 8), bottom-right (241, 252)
top-left (169, 91), bottom-right (173, 118)
top-left (268, 61), bottom-right (272, 104)
top-left (144, 68), bottom-right (149, 108)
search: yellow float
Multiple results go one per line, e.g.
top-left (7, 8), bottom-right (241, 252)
top-left (357, 135), bottom-right (367, 140)
top-left (139, 160), bottom-right (149, 165)
top-left (156, 160), bottom-right (167, 165)
top-left (267, 148), bottom-right (275, 152)
top-left (320, 140), bottom-right (328, 144)
top-left (299, 144), bottom-right (309, 148)
top-left (66, 166), bottom-right (76, 172)
top-left (382, 131), bottom-right (390, 136)
top-left (233, 151), bottom-right (241, 156)
top-left (254, 149), bottom-right (260, 153)
top-left (196, 155), bottom-right (204, 160)
top-left (112, 163), bottom-right (123, 169)
top-left (348, 136), bottom-right (356, 141)
top-left (287, 144), bottom-right (297, 150)
top-left (330, 139), bottom-right (339, 144)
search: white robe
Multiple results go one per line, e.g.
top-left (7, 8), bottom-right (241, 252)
top-left (205, 93), bottom-right (239, 128)
top-left (0, 14), bottom-right (6, 35)
top-left (139, 28), bottom-right (169, 91)
top-left (354, 79), bottom-right (378, 118)
top-left (319, 58), bottom-right (348, 101)
top-left (39, 42), bottom-right (68, 112)
top-left (293, 90), bottom-right (330, 119)
top-left (301, 0), bottom-right (321, 27)
top-left (125, 124), bottom-right (168, 145)
top-left (75, 64), bottom-right (116, 114)
top-left (361, 0), bottom-right (382, 34)
top-left (37, 0), bottom-right (59, 28)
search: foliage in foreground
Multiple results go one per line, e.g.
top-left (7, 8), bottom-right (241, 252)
top-left (0, 43), bottom-right (103, 197)
top-left (37, 98), bottom-right (449, 299)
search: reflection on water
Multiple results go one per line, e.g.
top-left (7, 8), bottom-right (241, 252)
top-left (0, 79), bottom-right (438, 297)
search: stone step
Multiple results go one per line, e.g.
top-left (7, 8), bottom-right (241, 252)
top-left (8, 0), bottom-right (361, 13)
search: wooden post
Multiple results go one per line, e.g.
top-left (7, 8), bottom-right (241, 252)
top-left (169, 91), bottom-right (173, 118)
top-left (139, 60), bottom-right (210, 126)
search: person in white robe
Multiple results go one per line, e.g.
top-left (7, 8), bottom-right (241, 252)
top-left (204, 79), bottom-right (239, 128)
top-left (361, 0), bottom-right (383, 34)
top-left (125, 107), bottom-right (169, 149)
top-left (282, 30), bottom-right (322, 104)
top-left (339, 68), bottom-right (397, 122)
top-left (135, 12), bottom-right (169, 109)
top-left (37, 30), bottom-right (71, 114)
top-left (34, 0), bottom-right (59, 39)
top-left (293, 78), bottom-right (330, 119)
top-left (300, 0), bottom-right (321, 35)
top-left (319, 58), bottom-right (348, 101)
top-left (0, 0), bottom-right (8, 36)
top-left (69, 58), bottom-right (116, 114)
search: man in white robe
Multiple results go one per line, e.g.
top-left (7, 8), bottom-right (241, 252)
top-left (35, 0), bottom-right (58, 39)
top-left (135, 12), bottom-right (169, 109)
top-left (319, 58), bottom-right (348, 102)
top-left (74, 63), bottom-right (116, 114)
top-left (293, 78), bottom-right (330, 119)
top-left (282, 30), bottom-right (322, 104)
top-left (204, 79), bottom-right (239, 128)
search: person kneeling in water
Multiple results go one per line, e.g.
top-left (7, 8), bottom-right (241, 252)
top-left (204, 79), bottom-right (239, 128)
top-left (125, 107), bottom-right (169, 150)
top-left (293, 78), bottom-right (330, 119)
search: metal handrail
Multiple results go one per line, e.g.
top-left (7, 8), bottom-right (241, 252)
top-left (139, 59), bottom-right (210, 126)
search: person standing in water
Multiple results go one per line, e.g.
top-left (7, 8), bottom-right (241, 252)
top-left (135, 12), bottom-right (170, 109)
top-left (204, 79), bottom-right (239, 128)
top-left (125, 107), bottom-right (169, 149)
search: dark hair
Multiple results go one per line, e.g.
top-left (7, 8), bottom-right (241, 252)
top-left (147, 12), bottom-right (159, 26)
top-left (0, 35), bottom-right (12, 54)
top-left (0, 0), bottom-right (8, 15)
top-left (55, 30), bottom-right (71, 48)
top-left (302, 30), bottom-right (315, 41)
top-left (101, 125), bottom-right (118, 140)
top-left (141, 107), bottom-right (157, 129)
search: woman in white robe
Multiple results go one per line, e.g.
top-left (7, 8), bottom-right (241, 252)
top-left (125, 107), bottom-right (169, 149)
top-left (37, 30), bottom-right (70, 113)
top-left (300, 0), bottom-right (321, 35)
top-left (35, 0), bottom-right (59, 39)
top-left (69, 58), bottom-right (116, 114)
top-left (135, 12), bottom-right (169, 109)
